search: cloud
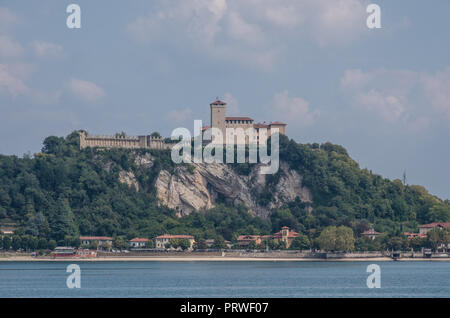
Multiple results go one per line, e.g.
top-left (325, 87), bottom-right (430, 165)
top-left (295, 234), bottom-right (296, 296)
top-left (421, 67), bottom-right (450, 118)
top-left (0, 35), bottom-right (23, 58)
top-left (223, 92), bottom-right (239, 115)
top-left (311, 0), bottom-right (367, 46)
top-left (0, 8), bottom-right (22, 59)
top-left (340, 67), bottom-right (450, 127)
top-left (0, 64), bottom-right (29, 97)
top-left (165, 107), bottom-right (192, 124)
top-left (31, 41), bottom-right (65, 58)
top-left (271, 90), bottom-right (319, 126)
top-left (126, 0), bottom-right (369, 70)
top-left (356, 89), bottom-right (406, 123)
top-left (0, 7), bottom-right (19, 31)
top-left (67, 79), bottom-right (105, 103)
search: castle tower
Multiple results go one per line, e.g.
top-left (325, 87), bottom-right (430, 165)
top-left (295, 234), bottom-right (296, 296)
top-left (210, 99), bottom-right (226, 140)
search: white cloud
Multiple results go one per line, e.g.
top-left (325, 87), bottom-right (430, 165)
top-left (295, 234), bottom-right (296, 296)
top-left (271, 90), bottom-right (319, 126)
top-left (356, 89), bottom-right (405, 123)
top-left (226, 11), bottom-right (264, 45)
top-left (31, 41), bottom-right (64, 58)
top-left (340, 69), bottom-right (372, 89)
top-left (0, 35), bottom-right (23, 58)
top-left (68, 79), bottom-right (105, 103)
top-left (223, 92), bottom-right (239, 115)
top-left (165, 107), bottom-right (192, 124)
top-left (312, 0), bottom-right (367, 46)
top-left (0, 7), bottom-right (19, 31)
top-left (421, 67), bottom-right (450, 118)
top-left (340, 67), bottom-right (450, 127)
top-left (127, 0), bottom-right (369, 70)
top-left (0, 64), bottom-right (29, 97)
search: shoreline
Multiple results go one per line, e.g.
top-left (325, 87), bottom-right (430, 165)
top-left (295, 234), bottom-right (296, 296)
top-left (1, 256), bottom-right (449, 262)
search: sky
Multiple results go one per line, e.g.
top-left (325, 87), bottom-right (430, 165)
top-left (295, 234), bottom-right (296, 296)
top-left (0, 0), bottom-right (449, 199)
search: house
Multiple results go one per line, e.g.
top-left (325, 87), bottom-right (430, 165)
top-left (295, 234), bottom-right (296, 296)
top-left (361, 229), bottom-right (381, 240)
top-left (154, 234), bottom-right (195, 250)
top-left (418, 222), bottom-right (450, 235)
top-left (51, 247), bottom-right (76, 257)
top-left (80, 236), bottom-right (113, 250)
top-left (404, 232), bottom-right (426, 239)
top-left (236, 227), bottom-right (299, 249)
top-left (129, 238), bottom-right (149, 248)
top-left (51, 247), bottom-right (97, 258)
top-left (237, 235), bottom-right (262, 247)
top-left (0, 229), bottom-right (14, 236)
top-left (205, 239), bottom-right (232, 249)
top-left (272, 226), bottom-right (299, 248)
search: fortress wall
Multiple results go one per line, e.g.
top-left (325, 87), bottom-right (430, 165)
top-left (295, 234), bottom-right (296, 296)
top-left (79, 131), bottom-right (170, 150)
top-left (83, 136), bottom-right (141, 149)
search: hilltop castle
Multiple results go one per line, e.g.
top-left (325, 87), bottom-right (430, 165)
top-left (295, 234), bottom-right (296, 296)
top-left (79, 98), bottom-right (286, 149)
top-left (206, 98), bottom-right (286, 144)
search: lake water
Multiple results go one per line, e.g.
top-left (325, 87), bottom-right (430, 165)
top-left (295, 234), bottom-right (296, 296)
top-left (0, 261), bottom-right (448, 297)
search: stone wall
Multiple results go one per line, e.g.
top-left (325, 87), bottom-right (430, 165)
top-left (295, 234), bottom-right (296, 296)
top-left (79, 130), bottom-right (170, 150)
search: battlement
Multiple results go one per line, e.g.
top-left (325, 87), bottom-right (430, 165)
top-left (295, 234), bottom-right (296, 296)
top-left (78, 130), bottom-right (170, 150)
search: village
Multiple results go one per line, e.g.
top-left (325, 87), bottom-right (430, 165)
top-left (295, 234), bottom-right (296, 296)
top-left (1, 222), bottom-right (449, 260)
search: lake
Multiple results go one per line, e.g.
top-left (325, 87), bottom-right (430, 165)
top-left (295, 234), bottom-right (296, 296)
top-left (0, 261), bottom-right (448, 297)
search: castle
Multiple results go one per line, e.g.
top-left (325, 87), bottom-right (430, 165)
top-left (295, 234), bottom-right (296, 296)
top-left (79, 98), bottom-right (286, 149)
top-left (206, 98), bottom-right (286, 144)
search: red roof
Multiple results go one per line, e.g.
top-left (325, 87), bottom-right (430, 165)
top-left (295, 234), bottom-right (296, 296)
top-left (419, 222), bottom-right (450, 229)
top-left (270, 121), bottom-right (286, 126)
top-left (272, 227), bottom-right (299, 239)
top-left (80, 236), bottom-right (113, 241)
top-left (155, 234), bottom-right (194, 239)
top-left (237, 235), bottom-right (260, 241)
top-left (361, 229), bottom-right (381, 236)
top-left (226, 117), bottom-right (254, 121)
top-left (404, 232), bottom-right (426, 239)
top-left (253, 123), bottom-right (269, 129)
top-left (210, 99), bottom-right (226, 105)
top-left (201, 126), bottom-right (211, 131)
top-left (130, 238), bottom-right (149, 242)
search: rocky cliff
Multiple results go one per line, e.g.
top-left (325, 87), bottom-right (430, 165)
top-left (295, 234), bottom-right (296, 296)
top-left (145, 159), bottom-right (312, 218)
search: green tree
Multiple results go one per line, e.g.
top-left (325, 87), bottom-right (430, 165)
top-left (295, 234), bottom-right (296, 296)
top-left (195, 239), bottom-right (208, 250)
top-left (38, 238), bottom-right (48, 250)
top-left (427, 228), bottom-right (448, 251)
top-left (317, 226), bottom-right (337, 251)
top-left (335, 226), bottom-right (355, 251)
top-left (51, 197), bottom-right (79, 242)
top-left (213, 236), bottom-right (227, 249)
top-left (178, 239), bottom-right (190, 251)
top-left (387, 236), bottom-right (406, 251)
top-left (2, 236), bottom-right (11, 250)
top-left (41, 136), bottom-right (64, 155)
top-left (428, 205), bottom-right (450, 222)
top-left (248, 241), bottom-right (257, 250)
top-left (290, 235), bottom-right (310, 250)
top-left (48, 240), bottom-right (57, 250)
top-left (11, 236), bottom-right (21, 250)
top-left (317, 226), bottom-right (354, 251)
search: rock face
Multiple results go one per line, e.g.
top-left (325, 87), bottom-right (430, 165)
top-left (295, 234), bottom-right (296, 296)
top-left (117, 152), bottom-right (313, 218)
top-left (154, 161), bottom-right (312, 218)
top-left (118, 170), bottom-right (140, 191)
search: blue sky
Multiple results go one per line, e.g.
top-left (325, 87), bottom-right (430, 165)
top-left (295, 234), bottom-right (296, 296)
top-left (1, 0), bottom-right (449, 199)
